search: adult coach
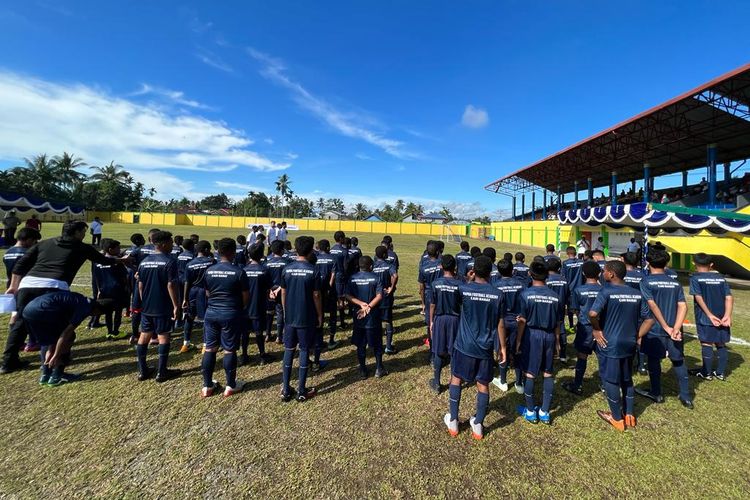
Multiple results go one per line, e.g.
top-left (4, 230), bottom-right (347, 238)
top-left (3, 210), bottom-right (21, 246)
top-left (90, 216), bottom-right (104, 247)
top-left (0, 220), bottom-right (118, 374)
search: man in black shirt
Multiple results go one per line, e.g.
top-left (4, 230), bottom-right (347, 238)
top-left (1, 221), bottom-right (119, 374)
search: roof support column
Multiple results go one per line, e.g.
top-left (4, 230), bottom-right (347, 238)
top-left (512, 196), bottom-right (516, 221)
top-left (531, 191), bottom-right (536, 221)
top-left (610, 171), bottom-right (618, 207)
top-left (587, 177), bottom-right (593, 206)
top-left (631, 179), bottom-right (636, 195)
top-left (521, 193), bottom-right (526, 221)
top-left (573, 181), bottom-right (579, 210)
top-left (556, 185), bottom-right (561, 214)
top-left (682, 170), bottom-right (689, 195)
top-left (542, 189), bottom-right (547, 220)
top-left (724, 161), bottom-right (731, 190)
top-left (643, 163), bottom-right (651, 203)
top-left (708, 144), bottom-right (717, 208)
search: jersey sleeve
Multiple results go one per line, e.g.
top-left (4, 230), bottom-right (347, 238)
top-left (639, 280), bottom-right (653, 301)
top-left (676, 284), bottom-right (686, 303)
top-left (570, 289), bottom-right (580, 311)
top-left (280, 268), bottom-right (287, 289)
top-left (688, 276), bottom-right (700, 296)
top-left (239, 270), bottom-right (250, 292)
top-left (640, 298), bottom-right (652, 321)
top-left (376, 280), bottom-right (384, 297)
top-left (11, 243), bottom-right (38, 277)
top-left (313, 268), bottom-right (321, 291)
top-left (589, 290), bottom-right (607, 316)
top-left (417, 265), bottom-right (425, 284)
top-left (166, 259), bottom-right (178, 283)
top-left (723, 279), bottom-right (732, 297)
top-left (518, 292), bottom-right (528, 320)
top-left (430, 285), bottom-right (437, 305)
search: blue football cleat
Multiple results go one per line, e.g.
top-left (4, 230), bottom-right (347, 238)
top-left (517, 405), bottom-right (538, 424)
top-left (538, 408), bottom-right (551, 425)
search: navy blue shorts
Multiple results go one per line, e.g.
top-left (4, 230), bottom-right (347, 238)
top-left (574, 323), bottom-right (594, 355)
top-left (640, 335), bottom-right (684, 361)
top-left (431, 315), bottom-right (458, 357)
top-left (525, 328), bottom-right (556, 377)
top-left (503, 315), bottom-right (518, 352)
top-left (203, 312), bottom-right (243, 350)
top-left (335, 278), bottom-right (346, 297)
top-left (187, 286), bottom-right (207, 319)
top-left (352, 327), bottom-right (383, 351)
top-left (451, 349), bottom-right (493, 384)
top-left (247, 316), bottom-right (267, 333)
top-left (23, 303), bottom-right (62, 346)
top-left (140, 314), bottom-right (173, 335)
top-left (598, 354), bottom-right (633, 384)
top-left (697, 324), bottom-right (731, 344)
top-left (284, 325), bottom-right (316, 350)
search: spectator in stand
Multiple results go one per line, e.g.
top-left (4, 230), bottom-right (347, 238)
top-left (661, 193), bottom-right (670, 204)
top-left (25, 214), bottom-right (42, 232)
top-left (2, 210), bottom-right (21, 247)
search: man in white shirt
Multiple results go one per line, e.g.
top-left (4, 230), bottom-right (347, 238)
top-left (627, 238), bottom-right (640, 253)
top-left (593, 237), bottom-right (604, 252)
top-left (247, 226), bottom-right (258, 246)
top-left (90, 217), bottom-right (104, 247)
top-left (576, 237), bottom-right (589, 258)
top-left (278, 221), bottom-right (288, 241)
top-left (267, 222), bottom-right (278, 244)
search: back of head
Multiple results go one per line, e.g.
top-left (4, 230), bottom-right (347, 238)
top-left (498, 259), bottom-right (513, 277)
top-left (62, 220), bottom-right (88, 238)
top-left (436, 241), bottom-right (445, 253)
top-left (351, 237), bottom-right (358, 247)
top-left (318, 239), bottom-right (330, 252)
top-left (441, 254), bottom-right (456, 273)
top-left (294, 236), bottom-right (314, 257)
top-left (218, 238), bottom-right (236, 258)
top-left (382, 235), bottom-right (392, 245)
top-left (473, 255), bottom-right (492, 279)
top-left (271, 239), bottom-right (286, 256)
top-left (248, 243), bottom-right (265, 262)
top-left (190, 234), bottom-right (200, 242)
top-left (515, 251), bottom-right (525, 262)
top-left (17, 227), bottom-right (41, 243)
top-left (103, 238), bottom-right (120, 253)
top-left (334, 230), bottom-right (345, 243)
top-left (196, 240), bottom-right (212, 256)
top-left (236, 235), bottom-right (246, 245)
top-left (460, 241), bottom-right (469, 252)
top-left (182, 239), bottom-right (195, 253)
top-left (532, 255), bottom-right (545, 264)
top-left (470, 246), bottom-right (482, 258)
top-left (582, 260), bottom-right (601, 279)
top-left (130, 233), bottom-right (145, 246)
top-left (646, 249), bottom-right (669, 269)
top-left (151, 230), bottom-right (172, 247)
top-left (584, 249), bottom-right (594, 260)
top-left (482, 247), bottom-right (496, 262)
top-left (605, 260), bottom-right (626, 280)
top-left (426, 241), bottom-right (439, 258)
top-left (623, 252), bottom-right (639, 267)
top-left (546, 244), bottom-right (555, 253)
top-left (547, 258), bottom-right (561, 273)
top-left (693, 252), bottom-right (711, 267)
top-left (529, 261), bottom-right (549, 281)
top-left (174, 235), bottom-right (184, 246)
top-left (375, 245), bottom-right (387, 260)
top-left (592, 249), bottom-right (605, 260)
top-left (284, 240), bottom-right (292, 251)
top-left (503, 252), bottom-right (513, 262)
top-left (359, 255), bottom-right (374, 272)
top-left (344, 237), bottom-right (352, 248)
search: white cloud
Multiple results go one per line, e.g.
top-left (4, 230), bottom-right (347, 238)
top-left (461, 104), bottom-right (489, 129)
top-left (195, 48), bottom-right (234, 73)
top-left (0, 71), bottom-right (289, 175)
top-left (247, 48), bottom-right (416, 159)
top-left (263, 138), bottom-right (274, 145)
top-left (285, 152), bottom-right (299, 160)
top-left (355, 153), bottom-right (373, 161)
top-left (130, 83), bottom-right (215, 110)
top-left (214, 181), bottom-right (267, 192)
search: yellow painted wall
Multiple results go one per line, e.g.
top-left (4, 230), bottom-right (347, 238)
top-left (488, 220), bottom-right (573, 250)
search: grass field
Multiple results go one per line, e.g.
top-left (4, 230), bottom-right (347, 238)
top-left (1, 223), bottom-right (749, 498)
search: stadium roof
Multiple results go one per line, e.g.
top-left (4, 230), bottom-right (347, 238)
top-left (485, 62), bottom-right (750, 196)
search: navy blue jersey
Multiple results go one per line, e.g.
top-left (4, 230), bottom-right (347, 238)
top-left (233, 245), bottom-right (247, 268)
top-left (137, 253), bottom-right (178, 316)
top-left (489, 263), bottom-right (500, 285)
top-left (330, 244), bottom-right (348, 280)
top-left (130, 243), bottom-right (156, 266)
top-left (176, 251), bottom-right (194, 282)
top-left (3, 246), bottom-right (27, 280)
top-left (519, 286), bottom-right (561, 331)
top-left (513, 262), bottom-right (530, 286)
top-left (170, 246), bottom-right (183, 258)
top-left (93, 255), bottom-right (128, 296)
top-left (266, 255), bottom-right (289, 288)
top-left (418, 258), bottom-right (443, 301)
top-left (25, 291), bottom-right (92, 327)
top-left (123, 244), bottom-right (138, 259)
top-left (543, 254), bottom-right (561, 265)
top-left (204, 261), bottom-right (248, 314)
top-left (373, 258), bottom-right (396, 291)
top-left (455, 251), bottom-right (472, 279)
top-left (454, 282), bottom-right (504, 360)
top-left (281, 260), bottom-right (320, 328)
top-left (640, 273), bottom-right (686, 337)
top-left (314, 252), bottom-right (336, 290)
top-left (430, 276), bottom-right (462, 317)
top-left (347, 271), bottom-right (383, 329)
top-left (495, 277), bottom-right (524, 316)
top-left (570, 283), bottom-right (602, 327)
top-left (546, 272), bottom-right (569, 320)
top-left (349, 246), bottom-right (362, 262)
top-left (590, 284), bottom-right (650, 358)
top-left (624, 269), bottom-right (644, 290)
top-left (283, 250), bottom-right (298, 261)
top-left (184, 256), bottom-right (214, 289)
top-left (386, 249), bottom-right (400, 270)
top-left (243, 262), bottom-right (271, 319)
top-left (595, 260), bottom-right (608, 287)
top-left (689, 272), bottom-right (732, 326)
top-left (562, 257), bottom-right (584, 291)
top-left (644, 266), bottom-right (678, 280)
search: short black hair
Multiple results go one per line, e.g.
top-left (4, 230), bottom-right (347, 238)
top-left (426, 241), bottom-right (439, 258)
top-left (190, 234), bottom-right (200, 242)
top-left (382, 235), bottom-right (392, 245)
top-left (236, 235), bottom-right (246, 245)
top-left (151, 231), bottom-right (172, 246)
top-left (547, 258), bottom-right (561, 273)
top-left (351, 237), bottom-right (358, 246)
top-left (646, 249), bottom-right (670, 269)
top-left (334, 230), bottom-right (345, 243)
top-left (218, 237), bottom-right (236, 258)
top-left (693, 252), bottom-right (711, 266)
top-left (441, 254), bottom-right (456, 273)
top-left (584, 249), bottom-right (594, 259)
top-left (295, 236), bottom-right (314, 257)
top-left (130, 233), bottom-right (145, 246)
top-left (359, 255), bottom-right (374, 271)
top-left (593, 249), bottom-right (605, 258)
top-left (546, 244), bottom-right (555, 252)
top-left (271, 240), bottom-right (286, 256)
top-left (318, 239), bottom-right (331, 252)
top-left (196, 240), bottom-right (212, 256)
top-left (460, 241), bottom-right (469, 251)
top-left (473, 255), bottom-right (492, 279)
top-left (581, 260), bottom-right (601, 279)
top-left (623, 252), bottom-right (639, 267)
top-left (62, 220), bottom-right (88, 237)
top-left (375, 245), bottom-right (388, 260)
top-left (503, 252), bottom-right (513, 262)
top-left (566, 246), bottom-right (576, 255)
top-left (529, 261), bottom-right (548, 281)
top-left (482, 247), bottom-right (496, 262)
top-left (99, 238), bottom-right (112, 250)
top-left (284, 240), bottom-right (292, 251)
top-left (515, 252), bottom-right (525, 262)
top-left (498, 259), bottom-right (513, 277)
top-left (248, 243), bottom-right (265, 262)
top-left (182, 239), bottom-right (195, 252)
top-left (605, 260), bottom-right (626, 280)
top-left (174, 235), bottom-right (184, 246)
top-left (532, 256), bottom-right (545, 263)
top-left (16, 227), bottom-right (41, 242)
top-left (630, 238), bottom-right (636, 243)
top-left (103, 239), bottom-right (120, 252)
top-left (436, 241), bottom-right (445, 253)
top-left (470, 246), bottom-right (482, 258)
top-left (147, 228), bottom-right (161, 236)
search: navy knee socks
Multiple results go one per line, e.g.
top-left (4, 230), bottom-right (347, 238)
top-left (701, 344), bottom-right (714, 376)
top-left (202, 350), bottom-right (217, 387)
top-left (541, 376), bottom-right (554, 413)
top-left (475, 391), bottom-right (489, 424)
top-left (449, 383), bottom-right (461, 421)
top-left (282, 348), bottom-right (294, 394)
top-left (136, 343), bottom-right (148, 375)
top-left (524, 377), bottom-right (535, 410)
top-left (672, 359), bottom-right (690, 401)
top-left (574, 357), bottom-right (587, 388)
top-left (648, 357), bottom-right (662, 396)
top-left (604, 380), bottom-right (623, 420)
top-left (223, 352), bottom-right (237, 388)
top-left (157, 342), bottom-right (170, 376)
top-left (716, 345), bottom-right (728, 376)
top-left (298, 348), bottom-right (309, 393)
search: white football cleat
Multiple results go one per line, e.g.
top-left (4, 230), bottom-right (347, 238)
top-left (443, 413), bottom-right (459, 437)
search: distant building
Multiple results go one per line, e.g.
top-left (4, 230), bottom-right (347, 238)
top-left (402, 212), bottom-right (448, 224)
top-left (364, 214), bottom-right (384, 222)
top-left (401, 212), bottom-right (421, 223)
top-left (321, 210), bottom-right (344, 220)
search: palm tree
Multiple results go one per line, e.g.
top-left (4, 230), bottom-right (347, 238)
top-left (90, 161), bottom-right (130, 186)
top-left (51, 152), bottom-right (86, 192)
top-left (316, 197), bottom-right (326, 214)
top-left (20, 154), bottom-right (61, 198)
top-left (275, 174), bottom-right (293, 217)
top-left (353, 203), bottom-right (369, 220)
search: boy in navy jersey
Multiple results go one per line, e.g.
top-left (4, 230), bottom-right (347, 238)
top-left (543, 244), bottom-right (560, 265)
top-left (266, 240), bottom-right (289, 343)
top-left (418, 242), bottom-right (443, 347)
top-left (242, 243), bottom-right (273, 366)
top-left (3, 228), bottom-right (40, 288)
top-left (637, 249), bottom-right (692, 408)
top-left (176, 239), bottom-right (195, 327)
top-left (464, 246), bottom-right (482, 275)
top-left (200, 238), bottom-right (250, 398)
top-left (93, 239), bottom-right (130, 339)
top-left (349, 237), bottom-right (362, 261)
top-left (454, 241), bottom-right (471, 281)
top-left (492, 259), bottom-right (524, 393)
top-left (382, 236), bottom-right (400, 270)
top-left (562, 261), bottom-right (602, 396)
top-left (373, 246), bottom-right (398, 355)
top-left (444, 256), bottom-right (505, 440)
top-left (128, 229), bottom-right (160, 345)
top-left (429, 255), bottom-right (461, 393)
top-left (561, 246), bottom-right (582, 332)
top-left (347, 256), bottom-right (386, 379)
top-left (623, 251), bottom-right (647, 374)
top-left (589, 260), bottom-right (653, 431)
top-left (546, 259), bottom-right (569, 362)
top-left (482, 247), bottom-right (500, 284)
top-left (516, 261), bottom-right (560, 425)
top-left (283, 240), bottom-right (297, 260)
top-left (513, 252), bottom-right (530, 286)
top-left (171, 235), bottom-right (184, 258)
top-left (233, 236), bottom-right (248, 268)
top-left (135, 231), bottom-right (180, 383)
top-left (330, 231), bottom-right (348, 330)
top-left (181, 241), bottom-right (214, 352)
top-left (315, 239), bottom-right (338, 350)
top-left (280, 236), bottom-right (322, 402)
top-left (689, 253), bottom-right (733, 381)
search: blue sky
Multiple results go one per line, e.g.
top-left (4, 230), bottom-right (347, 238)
top-left (1, 1), bottom-right (749, 218)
